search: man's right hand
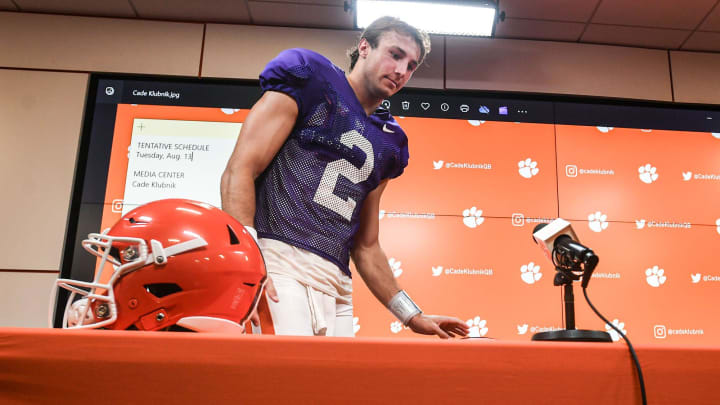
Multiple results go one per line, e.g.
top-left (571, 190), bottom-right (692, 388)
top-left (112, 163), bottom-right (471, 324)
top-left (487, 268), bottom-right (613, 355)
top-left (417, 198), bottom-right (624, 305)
top-left (407, 314), bottom-right (469, 339)
top-left (249, 275), bottom-right (279, 327)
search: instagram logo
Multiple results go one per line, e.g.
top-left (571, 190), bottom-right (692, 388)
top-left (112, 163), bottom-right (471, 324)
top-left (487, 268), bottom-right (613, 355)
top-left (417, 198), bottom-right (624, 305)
top-left (511, 213), bottom-right (525, 227)
top-left (565, 165), bottom-right (578, 178)
top-left (654, 325), bottom-right (667, 339)
top-left (111, 199), bottom-right (124, 213)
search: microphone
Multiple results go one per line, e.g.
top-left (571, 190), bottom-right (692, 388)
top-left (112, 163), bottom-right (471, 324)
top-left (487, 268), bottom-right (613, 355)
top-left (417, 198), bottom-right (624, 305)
top-left (532, 219), bottom-right (598, 288)
top-left (532, 219), bottom-right (578, 261)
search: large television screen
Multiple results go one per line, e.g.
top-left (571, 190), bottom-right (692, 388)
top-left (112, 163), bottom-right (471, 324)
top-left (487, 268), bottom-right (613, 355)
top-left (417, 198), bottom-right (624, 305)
top-left (57, 74), bottom-right (720, 345)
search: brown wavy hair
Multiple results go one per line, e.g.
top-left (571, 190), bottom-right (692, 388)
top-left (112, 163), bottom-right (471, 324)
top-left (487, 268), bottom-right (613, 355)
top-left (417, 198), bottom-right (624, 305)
top-left (348, 16), bottom-right (431, 71)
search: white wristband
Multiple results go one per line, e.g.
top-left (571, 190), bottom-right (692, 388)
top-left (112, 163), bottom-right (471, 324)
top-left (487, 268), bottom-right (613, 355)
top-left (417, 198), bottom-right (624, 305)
top-left (244, 226), bottom-right (258, 243)
top-left (388, 290), bottom-right (422, 326)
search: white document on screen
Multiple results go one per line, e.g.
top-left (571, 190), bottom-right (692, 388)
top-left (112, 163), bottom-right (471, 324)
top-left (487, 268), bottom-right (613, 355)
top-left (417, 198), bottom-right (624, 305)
top-left (122, 118), bottom-right (242, 215)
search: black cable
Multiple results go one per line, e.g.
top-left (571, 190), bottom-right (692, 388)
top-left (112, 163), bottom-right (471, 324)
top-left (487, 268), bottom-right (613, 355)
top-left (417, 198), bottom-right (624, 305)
top-left (560, 287), bottom-right (565, 329)
top-left (583, 287), bottom-right (647, 405)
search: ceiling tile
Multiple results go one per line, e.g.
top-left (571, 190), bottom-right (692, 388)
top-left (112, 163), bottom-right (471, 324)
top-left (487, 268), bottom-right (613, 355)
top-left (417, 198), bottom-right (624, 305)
top-left (500, 0), bottom-right (600, 22)
top-left (0, 0), bottom-right (18, 10)
top-left (592, 0), bottom-right (717, 30)
top-left (495, 18), bottom-right (585, 41)
top-left (14, 0), bottom-right (135, 17)
top-left (699, 3), bottom-right (720, 31)
top-left (133, 0), bottom-right (250, 23)
top-left (248, 2), bottom-right (352, 29)
top-left (582, 24), bottom-right (690, 49)
top-left (681, 31), bottom-right (720, 51)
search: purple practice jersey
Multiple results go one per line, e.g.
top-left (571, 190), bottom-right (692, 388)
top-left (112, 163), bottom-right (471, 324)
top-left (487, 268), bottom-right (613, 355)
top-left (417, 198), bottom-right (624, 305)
top-left (255, 48), bottom-right (409, 277)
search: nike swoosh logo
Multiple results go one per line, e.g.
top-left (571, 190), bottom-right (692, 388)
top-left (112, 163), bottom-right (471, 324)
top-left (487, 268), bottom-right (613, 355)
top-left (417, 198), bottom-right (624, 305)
top-left (382, 124), bottom-right (394, 133)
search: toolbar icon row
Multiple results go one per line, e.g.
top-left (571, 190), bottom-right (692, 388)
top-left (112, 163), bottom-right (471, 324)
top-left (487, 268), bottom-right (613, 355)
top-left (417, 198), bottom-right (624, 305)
top-left (396, 101), bottom-right (516, 115)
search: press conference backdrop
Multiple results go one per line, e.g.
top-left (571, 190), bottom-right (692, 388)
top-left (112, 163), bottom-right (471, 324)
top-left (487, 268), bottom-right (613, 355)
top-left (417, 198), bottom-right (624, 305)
top-left (59, 74), bottom-right (720, 344)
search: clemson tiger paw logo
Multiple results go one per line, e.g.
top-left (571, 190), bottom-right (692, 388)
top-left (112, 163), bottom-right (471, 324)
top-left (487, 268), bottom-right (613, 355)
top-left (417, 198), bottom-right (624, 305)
top-left (645, 266), bottom-right (667, 287)
top-left (388, 258), bottom-right (403, 278)
top-left (605, 319), bottom-right (626, 342)
top-left (521, 262), bottom-right (542, 284)
top-left (638, 164), bottom-right (659, 184)
top-left (588, 211), bottom-right (609, 233)
top-left (390, 321), bottom-right (405, 334)
top-left (462, 207), bottom-right (485, 228)
top-left (518, 158), bottom-right (539, 179)
top-left (466, 316), bottom-right (488, 337)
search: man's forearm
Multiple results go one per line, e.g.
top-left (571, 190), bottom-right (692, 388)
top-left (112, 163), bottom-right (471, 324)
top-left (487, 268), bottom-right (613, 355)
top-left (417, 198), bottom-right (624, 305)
top-left (220, 168), bottom-right (257, 227)
top-left (351, 243), bottom-right (401, 307)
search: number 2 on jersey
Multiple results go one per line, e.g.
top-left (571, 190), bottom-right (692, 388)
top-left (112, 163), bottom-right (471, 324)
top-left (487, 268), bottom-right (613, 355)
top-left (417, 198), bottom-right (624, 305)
top-left (313, 130), bottom-right (374, 221)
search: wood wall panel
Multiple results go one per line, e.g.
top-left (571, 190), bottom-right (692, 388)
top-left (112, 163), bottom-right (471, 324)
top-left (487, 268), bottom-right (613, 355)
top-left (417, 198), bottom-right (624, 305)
top-left (0, 271), bottom-right (58, 327)
top-left (670, 51), bottom-right (720, 105)
top-left (0, 12), bottom-right (203, 75)
top-left (446, 37), bottom-right (673, 101)
top-left (0, 69), bottom-right (88, 270)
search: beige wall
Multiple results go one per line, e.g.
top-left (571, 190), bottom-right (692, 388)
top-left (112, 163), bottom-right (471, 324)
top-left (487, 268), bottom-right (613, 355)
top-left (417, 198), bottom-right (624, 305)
top-left (0, 69), bottom-right (88, 271)
top-left (670, 51), bottom-right (720, 104)
top-left (1, 11), bottom-right (719, 327)
top-left (0, 272), bottom-right (58, 328)
top-left (446, 37), bottom-right (672, 101)
top-left (0, 12), bottom-right (203, 75)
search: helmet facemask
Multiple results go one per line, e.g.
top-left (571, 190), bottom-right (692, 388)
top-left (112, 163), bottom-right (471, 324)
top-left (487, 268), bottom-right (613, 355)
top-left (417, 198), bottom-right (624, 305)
top-left (53, 229), bottom-right (208, 329)
top-left (54, 230), bottom-right (149, 329)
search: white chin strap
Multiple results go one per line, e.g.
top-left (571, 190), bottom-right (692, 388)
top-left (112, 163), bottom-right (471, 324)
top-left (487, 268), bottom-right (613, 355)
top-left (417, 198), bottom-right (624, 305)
top-left (67, 298), bottom-right (95, 327)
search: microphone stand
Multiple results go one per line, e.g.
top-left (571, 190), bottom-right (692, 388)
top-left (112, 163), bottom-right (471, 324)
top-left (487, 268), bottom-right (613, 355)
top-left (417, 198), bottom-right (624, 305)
top-left (532, 263), bottom-right (611, 342)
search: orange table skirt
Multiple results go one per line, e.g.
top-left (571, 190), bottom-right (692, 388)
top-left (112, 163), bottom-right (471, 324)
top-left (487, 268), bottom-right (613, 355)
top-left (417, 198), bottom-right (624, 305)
top-left (1, 327), bottom-right (719, 404)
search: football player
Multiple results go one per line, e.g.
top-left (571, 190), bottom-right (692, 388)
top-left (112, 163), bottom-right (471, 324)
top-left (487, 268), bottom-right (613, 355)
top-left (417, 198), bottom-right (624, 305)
top-left (221, 16), bottom-right (468, 338)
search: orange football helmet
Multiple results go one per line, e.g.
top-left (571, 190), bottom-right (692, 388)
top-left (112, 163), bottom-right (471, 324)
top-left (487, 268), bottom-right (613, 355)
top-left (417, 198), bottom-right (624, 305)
top-left (53, 199), bottom-right (266, 332)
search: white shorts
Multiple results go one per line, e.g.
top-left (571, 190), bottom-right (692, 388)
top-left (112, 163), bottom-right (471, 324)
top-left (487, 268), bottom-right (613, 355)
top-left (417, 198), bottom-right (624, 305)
top-left (258, 238), bottom-right (354, 337)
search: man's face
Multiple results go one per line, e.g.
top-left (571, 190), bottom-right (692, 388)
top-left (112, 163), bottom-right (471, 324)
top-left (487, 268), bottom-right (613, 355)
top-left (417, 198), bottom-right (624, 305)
top-left (360, 31), bottom-right (421, 100)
